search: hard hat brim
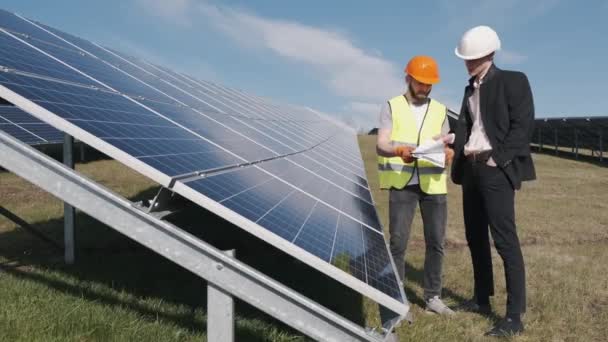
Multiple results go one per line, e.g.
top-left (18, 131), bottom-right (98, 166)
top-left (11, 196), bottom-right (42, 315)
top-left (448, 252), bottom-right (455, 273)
top-left (411, 75), bottom-right (440, 85)
top-left (454, 47), bottom-right (499, 60)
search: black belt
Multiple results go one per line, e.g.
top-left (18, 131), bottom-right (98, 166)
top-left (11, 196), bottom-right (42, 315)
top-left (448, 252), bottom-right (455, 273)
top-left (466, 150), bottom-right (492, 163)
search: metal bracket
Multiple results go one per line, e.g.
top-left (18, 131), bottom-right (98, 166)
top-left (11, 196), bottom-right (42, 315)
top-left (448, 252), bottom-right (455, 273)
top-left (208, 249), bottom-right (236, 342)
top-left (63, 133), bottom-right (75, 264)
top-left (133, 187), bottom-right (188, 220)
top-left (147, 187), bottom-right (175, 213)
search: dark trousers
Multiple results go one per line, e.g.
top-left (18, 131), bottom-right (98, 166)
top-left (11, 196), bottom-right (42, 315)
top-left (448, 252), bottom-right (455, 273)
top-left (388, 185), bottom-right (447, 299)
top-left (462, 160), bottom-right (526, 315)
top-left (380, 184), bottom-right (447, 327)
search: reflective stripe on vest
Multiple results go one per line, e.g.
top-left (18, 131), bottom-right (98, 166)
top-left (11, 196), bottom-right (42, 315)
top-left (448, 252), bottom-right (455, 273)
top-left (377, 96), bottom-right (448, 194)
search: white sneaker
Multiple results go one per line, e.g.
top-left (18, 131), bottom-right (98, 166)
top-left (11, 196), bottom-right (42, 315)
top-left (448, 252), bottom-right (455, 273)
top-left (425, 296), bottom-right (455, 316)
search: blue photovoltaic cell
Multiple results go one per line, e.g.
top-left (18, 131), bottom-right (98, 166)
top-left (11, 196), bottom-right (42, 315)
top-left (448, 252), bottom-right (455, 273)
top-left (0, 9), bottom-right (404, 307)
top-left (0, 16), bottom-right (309, 161)
top-left (287, 153), bottom-right (373, 204)
top-left (89, 48), bottom-right (331, 152)
top-left (175, 72), bottom-right (340, 154)
top-left (293, 203), bottom-right (338, 262)
top-left (315, 141), bottom-right (366, 175)
top-left (0, 24), bottom-right (95, 86)
top-left (0, 13), bottom-right (172, 104)
top-left (0, 21), bottom-right (292, 169)
top-left (332, 216), bottom-right (368, 280)
top-left (363, 228), bottom-right (403, 299)
top-left (191, 157), bottom-right (381, 232)
top-left (0, 72), bottom-right (244, 176)
top-left (300, 148), bottom-right (369, 188)
top-left (257, 191), bottom-right (316, 241)
top-left (0, 118), bottom-right (43, 144)
top-left (149, 70), bottom-right (333, 144)
top-left (184, 164), bottom-right (398, 299)
top-left (0, 104), bottom-right (63, 144)
top-left (122, 60), bottom-right (330, 150)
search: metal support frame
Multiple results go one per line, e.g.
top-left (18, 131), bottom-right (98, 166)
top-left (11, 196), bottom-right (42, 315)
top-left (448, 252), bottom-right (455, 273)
top-left (208, 249), bottom-right (236, 342)
top-left (600, 129), bottom-right (604, 162)
top-left (571, 129), bottom-right (575, 153)
top-left (554, 127), bottom-right (559, 155)
top-left (79, 142), bottom-right (86, 162)
top-left (132, 187), bottom-right (187, 220)
top-left (147, 187), bottom-right (177, 213)
top-left (574, 128), bottom-right (579, 160)
top-left (0, 130), bottom-right (382, 342)
top-left (63, 133), bottom-right (75, 264)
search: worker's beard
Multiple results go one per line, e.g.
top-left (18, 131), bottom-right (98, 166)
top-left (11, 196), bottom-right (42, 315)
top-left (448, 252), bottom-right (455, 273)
top-left (408, 83), bottom-right (430, 104)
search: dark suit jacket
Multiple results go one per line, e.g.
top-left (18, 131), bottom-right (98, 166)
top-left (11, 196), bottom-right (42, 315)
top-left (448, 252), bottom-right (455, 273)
top-left (451, 65), bottom-right (536, 190)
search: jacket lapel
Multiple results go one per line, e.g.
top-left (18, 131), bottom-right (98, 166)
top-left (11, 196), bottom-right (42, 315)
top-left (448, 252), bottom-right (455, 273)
top-left (479, 65), bottom-right (499, 134)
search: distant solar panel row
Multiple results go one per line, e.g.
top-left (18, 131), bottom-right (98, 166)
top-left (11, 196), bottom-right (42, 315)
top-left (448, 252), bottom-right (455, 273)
top-left (533, 116), bottom-right (607, 154)
top-left (0, 9), bottom-right (406, 314)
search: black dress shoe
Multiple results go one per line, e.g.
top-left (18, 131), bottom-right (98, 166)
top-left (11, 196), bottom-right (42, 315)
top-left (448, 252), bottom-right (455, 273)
top-left (484, 317), bottom-right (524, 337)
top-left (455, 298), bottom-right (492, 315)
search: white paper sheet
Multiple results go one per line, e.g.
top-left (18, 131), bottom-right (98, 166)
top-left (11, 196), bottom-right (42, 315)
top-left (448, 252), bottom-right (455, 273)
top-left (412, 133), bottom-right (455, 168)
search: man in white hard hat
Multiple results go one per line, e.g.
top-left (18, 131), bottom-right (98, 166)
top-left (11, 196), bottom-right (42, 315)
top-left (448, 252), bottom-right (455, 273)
top-left (451, 25), bottom-right (536, 337)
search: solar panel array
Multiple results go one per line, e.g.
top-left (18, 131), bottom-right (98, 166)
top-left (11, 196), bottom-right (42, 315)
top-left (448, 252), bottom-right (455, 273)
top-left (0, 103), bottom-right (63, 144)
top-left (533, 116), bottom-right (607, 157)
top-left (0, 9), bottom-right (407, 313)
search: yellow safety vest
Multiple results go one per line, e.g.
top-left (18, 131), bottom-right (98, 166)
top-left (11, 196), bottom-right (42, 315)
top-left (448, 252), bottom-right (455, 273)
top-left (377, 95), bottom-right (448, 194)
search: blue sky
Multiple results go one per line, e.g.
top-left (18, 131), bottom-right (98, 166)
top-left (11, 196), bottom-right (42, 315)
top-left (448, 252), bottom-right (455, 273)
top-left (2, 0), bottom-right (607, 130)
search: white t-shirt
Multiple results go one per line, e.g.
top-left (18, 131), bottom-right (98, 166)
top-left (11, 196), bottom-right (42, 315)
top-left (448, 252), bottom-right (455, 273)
top-left (378, 98), bottom-right (449, 186)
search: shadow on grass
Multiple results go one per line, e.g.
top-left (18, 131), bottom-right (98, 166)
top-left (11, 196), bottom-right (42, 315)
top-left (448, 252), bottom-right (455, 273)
top-left (0, 186), bottom-right (366, 341)
top-left (400, 261), bottom-right (501, 321)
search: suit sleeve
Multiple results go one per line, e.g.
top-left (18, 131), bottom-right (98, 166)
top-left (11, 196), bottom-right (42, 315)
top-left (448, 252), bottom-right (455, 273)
top-left (452, 91), bottom-right (470, 152)
top-left (492, 73), bottom-right (535, 169)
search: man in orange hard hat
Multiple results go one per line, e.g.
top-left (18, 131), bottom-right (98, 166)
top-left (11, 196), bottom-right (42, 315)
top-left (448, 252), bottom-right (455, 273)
top-left (376, 55), bottom-right (455, 334)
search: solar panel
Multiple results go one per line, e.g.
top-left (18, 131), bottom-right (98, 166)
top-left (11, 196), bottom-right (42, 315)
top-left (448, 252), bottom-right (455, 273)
top-left (0, 9), bottom-right (407, 315)
top-left (534, 116), bottom-right (607, 153)
top-left (0, 104), bottom-right (63, 144)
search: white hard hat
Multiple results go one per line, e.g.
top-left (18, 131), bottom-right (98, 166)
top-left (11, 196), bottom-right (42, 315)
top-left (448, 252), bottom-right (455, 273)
top-left (455, 25), bottom-right (501, 60)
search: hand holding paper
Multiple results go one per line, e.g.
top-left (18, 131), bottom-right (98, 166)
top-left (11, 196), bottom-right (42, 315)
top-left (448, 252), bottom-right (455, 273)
top-left (444, 146), bottom-right (454, 166)
top-left (432, 133), bottom-right (456, 145)
top-left (412, 134), bottom-right (455, 168)
top-left (394, 145), bottom-right (415, 163)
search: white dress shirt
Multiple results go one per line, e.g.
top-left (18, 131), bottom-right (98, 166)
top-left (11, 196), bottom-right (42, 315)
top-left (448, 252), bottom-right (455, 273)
top-left (464, 65), bottom-right (495, 166)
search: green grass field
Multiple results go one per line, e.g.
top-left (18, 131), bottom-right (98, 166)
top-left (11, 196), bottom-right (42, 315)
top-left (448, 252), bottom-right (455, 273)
top-left (1, 137), bottom-right (607, 341)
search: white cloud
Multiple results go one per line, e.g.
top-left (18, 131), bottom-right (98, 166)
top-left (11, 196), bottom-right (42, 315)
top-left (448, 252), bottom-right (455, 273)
top-left (194, 2), bottom-right (404, 101)
top-left (135, 1), bottom-right (404, 99)
top-left (345, 102), bottom-right (382, 116)
top-left (135, 0), bottom-right (194, 27)
top-left (134, 1), bottom-right (411, 129)
top-left (341, 102), bottom-right (382, 131)
top-left (497, 49), bottom-right (528, 65)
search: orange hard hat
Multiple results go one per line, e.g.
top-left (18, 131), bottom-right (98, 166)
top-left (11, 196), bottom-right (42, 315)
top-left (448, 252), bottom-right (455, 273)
top-left (405, 55), bottom-right (440, 85)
